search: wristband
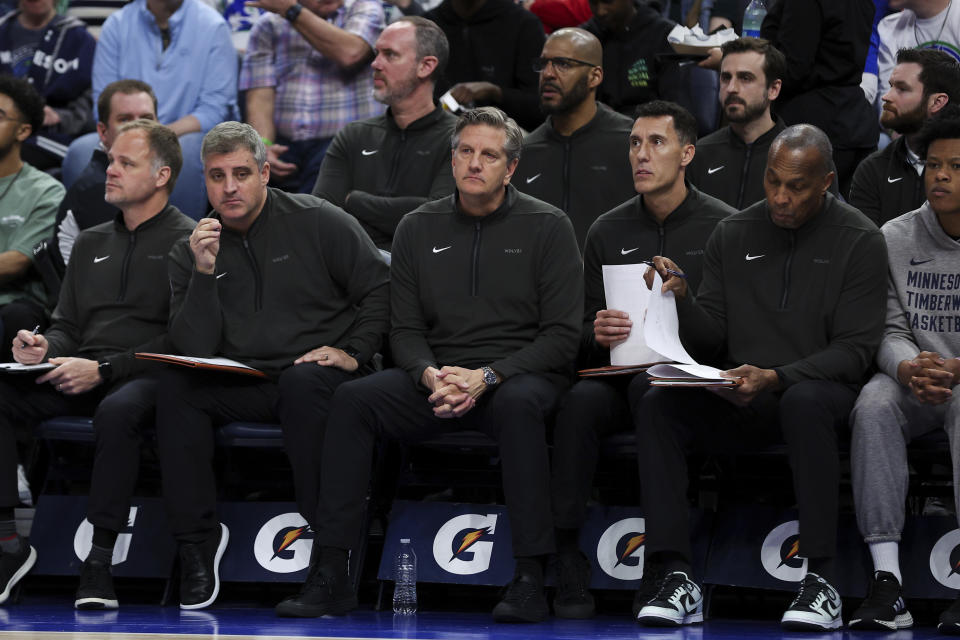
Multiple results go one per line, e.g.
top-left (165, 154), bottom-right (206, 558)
top-left (261, 136), bottom-right (273, 146)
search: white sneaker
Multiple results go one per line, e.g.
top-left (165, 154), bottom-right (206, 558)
top-left (636, 570), bottom-right (703, 626)
top-left (781, 572), bottom-right (842, 630)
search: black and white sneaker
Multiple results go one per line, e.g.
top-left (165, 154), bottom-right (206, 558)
top-left (178, 523), bottom-right (229, 610)
top-left (74, 558), bottom-right (119, 610)
top-left (849, 571), bottom-right (911, 630)
top-left (632, 560), bottom-right (666, 618)
top-left (635, 570), bottom-right (703, 626)
top-left (939, 594), bottom-right (960, 635)
top-left (781, 572), bottom-right (842, 630)
top-left (0, 539), bottom-right (36, 604)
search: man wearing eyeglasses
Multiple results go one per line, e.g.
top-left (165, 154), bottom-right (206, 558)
top-left (513, 28), bottom-right (635, 249)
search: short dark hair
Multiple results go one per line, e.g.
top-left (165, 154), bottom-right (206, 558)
top-left (720, 37), bottom-right (787, 88)
top-left (633, 100), bottom-right (698, 145)
top-left (916, 103), bottom-right (960, 158)
top-left (895, 48), bottom-right (960, 105)
top-left (393, 16), bottom-right (449, 83)
top-left (98, 79), bottom-right (158, 124)
top-left (117, 120), bottom-right (183, 194)
top-left (770, 124), bottom-right (834, 176)
top-left (0, 76), bottom-right (44, 136)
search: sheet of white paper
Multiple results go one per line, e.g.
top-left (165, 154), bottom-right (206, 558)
top-left (647, 363), bottom-right (728, 380)
top-left (138, 354), bottom-right (258, 370)
top-left (601, 264), bottom-right (665, 366)
top-left (0, 362), bottom-right (55, 372)
top-left (643, 272), bottom-right (697, 365)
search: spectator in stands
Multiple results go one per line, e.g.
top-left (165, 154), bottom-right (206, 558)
top-left (686, 37), bottom-right (787, 211)
top-left (0, 77), bottom-right (63, 362)
top-left (0, 119), bottom-right (194, 610)
top-left (550, 101), bottom-right (733, 620)
top-left (63, 0), bottom-right (237, 219)
top-left (299, 107), bottom-right (581, 623)
top-left (637, 125), bottom-right (887, 631)
top-left (312, 17), bottom-right (456, 250)
top-left (156, 122), bottom-right (388, 611)
top-left (0, 0), bottom-right (96, 170)
top-left (849, 108), bottom-right (960, 633)
top-left (875, 0), bottom-right (960, 114)
top-left (425, 0), bottom-right (545, 131)
top-left (512, 27), bottom-right (635, 248)
top-left (241, 0), bottom-right (385, 194)
top-left (580, 0), bottom-right (675, 118)
top-left (760, 0), bottom-right (877, 198)
top-left (42, 80), bottom-right (158, 288)
top-left (850, 48), bottom-right (960, 227)
top-left (526, 0), bottom-right (592, 33)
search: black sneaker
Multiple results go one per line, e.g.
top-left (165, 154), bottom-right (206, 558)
top-left (636, 570), bottom-right (703, 626)
top-left (492, 570), bottom-right (548, 623)
top-left (781, 572), bottom-right (842, 631)
top-left (849, 571), bottom-right (912, 630)
top-left (940, 594), bottom-right (960, 634)
top-left (74, 558), bottom-right (119, 610)
top-left (552, 550), bottom-right (594, 619)
top-left (632, 560), bottom-right (666, 619)
top-left (178, 523), bottom-right (229, 610)
top-left (0, 539), bottom-right (36, 604)
top-left (275, 554), bottom-right (357, 617)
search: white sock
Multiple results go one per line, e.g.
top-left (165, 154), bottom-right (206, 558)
top-left (869, 541), bottom-right (902, 585)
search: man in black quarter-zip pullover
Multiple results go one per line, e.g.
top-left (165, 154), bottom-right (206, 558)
top-left (636, 125), bottom-right (887, 631)
top-left (312, 17), bottom-right (456, 251)
top-left (155, 122), bottom-right (389, 611)
top-left (513, 28), bottom-right (635, 249)
top-left (549, 101), bottom-right (733, 620)
top-left (293, 107), bottom-right (582, 623)
top-left (0, 120), bottom-right (194, 611)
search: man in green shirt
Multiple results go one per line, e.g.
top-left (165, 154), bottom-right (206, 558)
top-left (0, 76), bottom-right (64, 360)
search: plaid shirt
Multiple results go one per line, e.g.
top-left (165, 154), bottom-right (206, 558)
top-left (239, 0), bottom-right (385, 141)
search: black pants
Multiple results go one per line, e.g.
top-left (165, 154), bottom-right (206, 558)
top-left (551, 374), bottom-right (649, 529)
top-left (636, 380), bottom-right (856, 565)
top-left (155, 364), bottom-right (357, 539)
top-left (0, 374), bottom-right (157, 532)
top-left (315, 368), bottom-right (567, 557)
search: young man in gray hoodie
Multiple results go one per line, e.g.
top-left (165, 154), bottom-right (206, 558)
top-left (850, 107), bottom-right (960, 633)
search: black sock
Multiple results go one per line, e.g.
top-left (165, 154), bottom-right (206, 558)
top-left (515, 556), bottom-right (546, 583)
top-left (92, 526), bottom-right (118, 550)
top-left (808, 557), bottom-right (837, 587)
top-left (0, 509), bottom-right (15, 539)
top-left (654, 551), bottom-right (692, 578)
top-left (320, 546), bottom-right (349, 573)
top-left (555, 527), bottom-right (579, 553)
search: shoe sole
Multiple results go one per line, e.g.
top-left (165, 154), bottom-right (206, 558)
top-left (781, 618), bottom-right (842, 631)
top-left (939, 622), bottom-right (960, 635)
top-left (553, 602), bottom-right (596, 619)
top-left (180, 523), bottom-right (229, 610)
top-left (275, 595), bottom-right (358, 618)
top-left (636, 611), bottom-right (703, 626)
top-left (0, 546), bottom-right (36, 604)
top-left (849, 611), bottom-right (913, 630)
top-left (75, 597), bottom-right (119, 610)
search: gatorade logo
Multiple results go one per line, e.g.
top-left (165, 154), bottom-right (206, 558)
top-left (597, 517), bottom-right (645, 581)
top-left (433, 514), bottom-right (497, 575)
top-left (74, 507), bottom-right (137, 565)
top-left (760, 520), bottom-right (806, 583)
top-left (253, 513), bottom-right (314, 574)
top-left (929, 529), bottom-right (960, 589)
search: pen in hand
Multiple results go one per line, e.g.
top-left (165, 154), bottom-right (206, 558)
top-left (19, 325), bottom-right (40, 349)
top-left (641, 260), bottom-right (687, 279)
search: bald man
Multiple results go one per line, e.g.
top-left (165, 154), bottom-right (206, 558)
top-left (513, 27), bottom-right (635, 248)
top-left (636, 125), bottom-right (887, 630)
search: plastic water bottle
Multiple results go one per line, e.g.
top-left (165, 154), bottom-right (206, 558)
top-left (393, 538), bottom-right (418, 615)
top-left (742, 0), bottom-right (767, 38)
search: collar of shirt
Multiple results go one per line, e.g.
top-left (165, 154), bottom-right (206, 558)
top-left (905, 143), bottom-right (924, 176)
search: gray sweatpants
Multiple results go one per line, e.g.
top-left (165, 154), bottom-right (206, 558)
top-left (851, 372), bottom-right (960, 543)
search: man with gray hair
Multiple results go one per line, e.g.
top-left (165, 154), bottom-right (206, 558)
top-left (312, 16), bottom-right (457, 251)
top-left (154, 121), bottom-right (389, 610)
top-left (638, 124), bottom-right (887, 630)
top-left (0, 119), bottom-right (194, 611)
top-left (298, 106), bottom-right (582, 622)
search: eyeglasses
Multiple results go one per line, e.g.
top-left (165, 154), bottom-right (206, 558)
top-left (531, 56), bottom-right (598, 73)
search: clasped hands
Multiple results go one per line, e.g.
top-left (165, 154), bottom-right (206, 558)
top-left (898, 351), bottom-right (959, 404)
top-left (421, 365), bottom-right (488, 418)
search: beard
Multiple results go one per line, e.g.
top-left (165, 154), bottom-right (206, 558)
top-left (881, 102), bottom-right (926, 134)
top-left (372, 70), bottom-right (419, 106)
top-left (723, 94), bottom-right (770, 124)
top-left (540, 73), bottom-right (591, 115)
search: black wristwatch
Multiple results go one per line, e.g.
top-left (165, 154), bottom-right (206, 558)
top-left (98, 360), bottom-right (113, 384)
top-left (285, 2), bottom-right (303, 22)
